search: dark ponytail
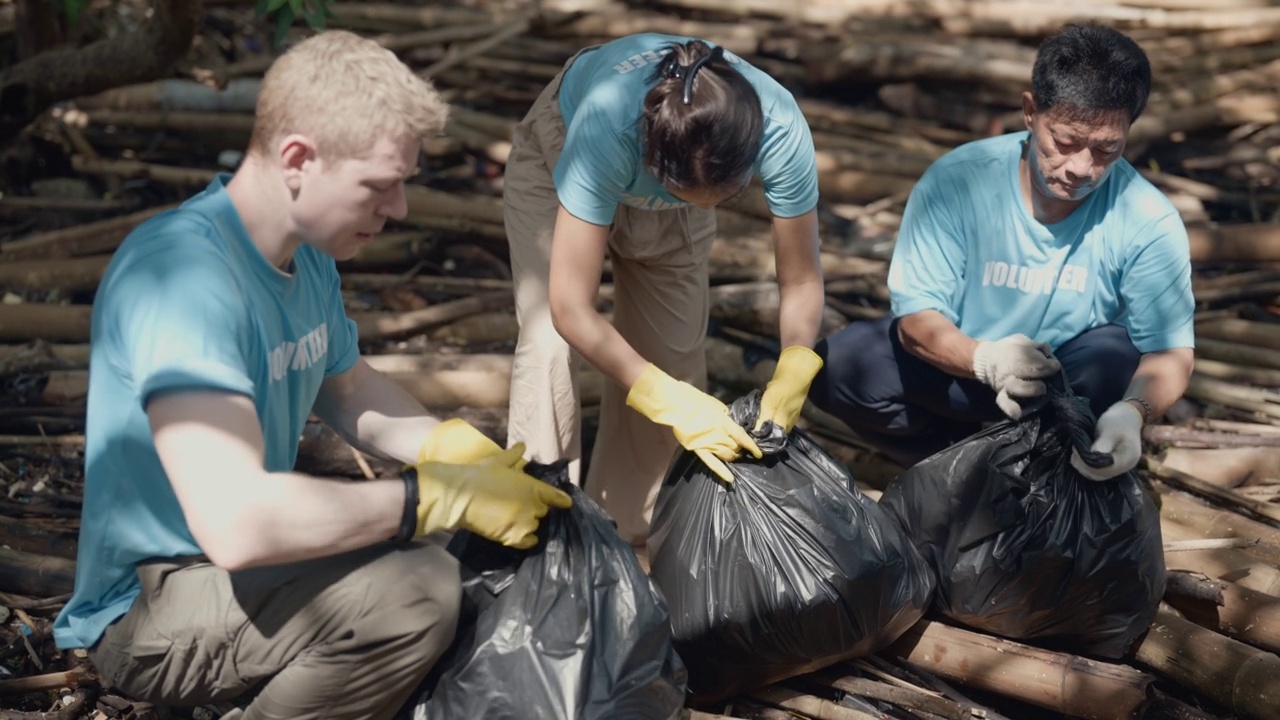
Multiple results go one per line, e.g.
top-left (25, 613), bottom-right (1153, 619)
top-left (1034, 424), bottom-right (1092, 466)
top-left (642, 40), bottom-right (764, 193)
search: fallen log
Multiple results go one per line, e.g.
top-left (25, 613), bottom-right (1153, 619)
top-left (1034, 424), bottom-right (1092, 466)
top-left (0, 547), bottom-right (76, 597)
top-left (0, 516), bottom-right (78, 560)
top-left (1188, 222), bottom-right (1280, 263)
top-left (887, 619), bottom-right (1152, 720)
top-left (1144, 424), bottom-right (1280, 449)
top-left (1156, 446), bottom-right (1280, 486)
top-left (351, 291), bottom-right (514, 341)
top-left (1165, 571), bottom-right (1280, 655)
top-left (1148, 458), bottom-right (1280, 524)
top-left (1196, 337), bottom-right (1280, 371)
top-left (0, 305), bottom-right (92, 343)
top-left (1136, 606), bottom-right (1280, 720)
top-left (0, 203), bottom-right (177, 261)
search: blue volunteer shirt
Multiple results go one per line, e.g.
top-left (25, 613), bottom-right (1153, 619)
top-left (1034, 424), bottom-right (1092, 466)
top-left (554, 33), bottom-right (819, 225)
top-left (53, 175), bottom-right (360, 649)
top-left (888, 131), bottom-right (1194, 353)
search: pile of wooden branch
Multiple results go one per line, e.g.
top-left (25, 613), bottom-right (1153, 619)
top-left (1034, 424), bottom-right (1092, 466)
top-left (3, 0), bottom-right (1280, 718)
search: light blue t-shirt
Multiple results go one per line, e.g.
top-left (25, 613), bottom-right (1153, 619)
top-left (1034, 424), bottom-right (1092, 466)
top-left (53, 175), bottom-right (360, 650)
top-left (888, 131), bottom-right (1194, 353)
top-left (555, 33), bottom-right (819, 226)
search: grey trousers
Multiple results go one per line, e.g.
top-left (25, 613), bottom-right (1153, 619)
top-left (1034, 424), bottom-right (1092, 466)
top-left (89, 540), bottom-right (461, 720)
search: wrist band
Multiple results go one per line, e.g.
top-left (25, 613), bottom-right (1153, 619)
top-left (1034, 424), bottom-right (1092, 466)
top-left (1123, 396), bottom-right (1153, 423)
top-left (396, 468), bottom-right (420, 542)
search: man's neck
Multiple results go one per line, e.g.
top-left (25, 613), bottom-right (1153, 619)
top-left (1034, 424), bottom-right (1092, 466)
top-left (225, 158), bottom-right (300, 271)
top-left (1019, 149), bottom-right (1082, 226)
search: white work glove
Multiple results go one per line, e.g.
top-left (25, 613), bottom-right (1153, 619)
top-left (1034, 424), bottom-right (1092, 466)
top-left (1070, 400), bottom-right (1144, 482)
top-left (972, 334), bottom-right (1062, 419)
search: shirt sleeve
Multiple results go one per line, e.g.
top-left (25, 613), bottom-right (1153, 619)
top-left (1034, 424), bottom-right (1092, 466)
top-left (1119, 212), bottom-right (1195, 352)
top-left (755, 101), bottom-right (819, 218)
top-left (888, 166), bottom-right (967, 323)
top-left (553, 100), bottom-right (634, 226)
top-left (319, 257), bottom-right (360, 377)
top-left (110, 238), bottom-right (256, 409)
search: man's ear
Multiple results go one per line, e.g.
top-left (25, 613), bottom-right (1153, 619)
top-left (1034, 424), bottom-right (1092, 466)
top-left (278, 134), bottom-right (317, 192)
top-left (1021, 91), bottom-right (1036, 131)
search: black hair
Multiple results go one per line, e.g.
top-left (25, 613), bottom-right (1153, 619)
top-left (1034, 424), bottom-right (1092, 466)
top-left (641, 40), bottom-right (764, 193)
top-left (1031, 23), bottom-right (1152, 123)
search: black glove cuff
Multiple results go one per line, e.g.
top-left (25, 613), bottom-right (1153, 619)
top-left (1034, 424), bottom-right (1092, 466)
top-left (397, 468), bottom-right (419, 543)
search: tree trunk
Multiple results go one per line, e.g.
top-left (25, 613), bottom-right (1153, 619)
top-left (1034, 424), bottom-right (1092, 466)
top-left (0, 0), bottom-right (204, 144)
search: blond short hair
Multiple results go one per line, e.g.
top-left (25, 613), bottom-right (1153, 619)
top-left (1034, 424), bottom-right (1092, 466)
top-left (251, 30), bottom-right (448, 159)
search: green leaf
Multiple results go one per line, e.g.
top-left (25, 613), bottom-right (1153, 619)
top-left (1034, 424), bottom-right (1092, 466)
top-left (303, 0), bottom-right (327, 30)
top-left (266, 0), bottom-right (291, 13)
top-left (273, 4), bottom-right (296, 48)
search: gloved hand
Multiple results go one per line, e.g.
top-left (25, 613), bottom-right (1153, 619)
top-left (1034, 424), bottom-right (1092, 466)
top-left (1069, 400), bottom-right (1144, 481)
top-left (408, 444), bottom-right (572, 549)
top-left (417, 418), bottom-right (526, 470)
top-left (626, 363), bottom-right (763, 483)
top-left (972, 334), bottom-right (1062, 419)
top-left (754, 346), bottom-right (824, 434)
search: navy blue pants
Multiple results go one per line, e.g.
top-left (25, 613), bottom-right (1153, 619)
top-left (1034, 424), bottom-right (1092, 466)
top-left (809, 317), bottom-right (1141, 467)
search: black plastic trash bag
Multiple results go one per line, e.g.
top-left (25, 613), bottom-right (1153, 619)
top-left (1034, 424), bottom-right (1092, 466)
top-left (413, 461), bottom-right (688, 720)
top-left (648, 392), bottom-right (935, 704)
top-left (878, 378), bottom-right (1165, 659)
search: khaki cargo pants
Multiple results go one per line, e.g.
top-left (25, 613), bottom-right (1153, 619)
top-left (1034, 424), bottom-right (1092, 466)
top-left (504, 53), bottom-right (717, 545)
top-left (89, 541), bottom-right (460, 720)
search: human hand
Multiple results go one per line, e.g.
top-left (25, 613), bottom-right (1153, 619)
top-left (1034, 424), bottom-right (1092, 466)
top-left (626, 363), bottom-right (762, 483)
top-left (409, 445), bottom-right (571, 548)
top-left (1069, 400), bottom-right (1144, 481)
top-left (417, 418), bottom-right (525, 470)
top-left (754, 346), bottom-right (824, 434)
top-left (972, 334), bottom-right (1062, 419)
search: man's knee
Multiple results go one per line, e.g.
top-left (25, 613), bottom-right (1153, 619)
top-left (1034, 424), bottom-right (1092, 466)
top-left (1059, 325), bottom-right (1141, 414)
top-left (810, 318), bottom-right (897, 416)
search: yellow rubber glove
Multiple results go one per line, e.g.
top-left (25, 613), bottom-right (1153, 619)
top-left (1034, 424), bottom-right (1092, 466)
top-left (626, 363), bottom-right (763, 483)
top-left (754, 346), bottom-right (824, 433)
top-left (417, 418), bottom-right (526, 471)
top-left (409, 444), bottom-right (572, 549)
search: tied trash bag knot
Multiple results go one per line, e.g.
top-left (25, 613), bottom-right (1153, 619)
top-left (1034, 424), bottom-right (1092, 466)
top-left (880, 374), bottom-right (1165, 659)
top-left (649, 391), bottom-right (935, 704)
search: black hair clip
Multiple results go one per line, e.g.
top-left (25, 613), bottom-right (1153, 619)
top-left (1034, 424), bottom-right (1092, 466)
top-left (681, 46), bottom-right (724, 105)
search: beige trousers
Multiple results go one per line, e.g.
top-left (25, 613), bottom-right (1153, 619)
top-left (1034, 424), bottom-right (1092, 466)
top-left (89, 541), bottom-right (461, 720)
top-left (504, 58), bottom-right (717, 545)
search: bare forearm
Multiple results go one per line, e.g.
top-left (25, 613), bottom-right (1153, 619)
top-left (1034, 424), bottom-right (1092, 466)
top-left (778, 277), bottom-right (824, 349)
top-left (897, 310), bottom-right (980, 378)
top-left (1124, 348), bottom-right (1194, 418)
top-left (202, 473), bottom-right (404, 570)
top-left (553, 304), bottom-right (649, 390)
top-left (314, 359), bottom-right (440, 465)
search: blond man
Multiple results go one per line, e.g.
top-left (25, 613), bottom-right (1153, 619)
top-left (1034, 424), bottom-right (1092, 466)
top-left (53, 31), bottom-right (569, 720)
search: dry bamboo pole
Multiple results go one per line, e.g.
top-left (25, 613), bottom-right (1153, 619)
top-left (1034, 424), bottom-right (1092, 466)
top-left (0, 255), bottom-right (110, 293)
top-left (362, 353), bottom-right (603, 410)
top-left (1196, 337), bottom-right (1280, 372)
top-left (1160, 525), bottom-right (1280, 598)
top-left (1143, 424), bottom-right (1280, 449)
top-left (1130, 92), bottom-right (1280, 146)
top-left (72, 155), bottom-right (220, 187)
top-left (1193, 419), bottom-right (1280, 437)
top-left (1168, 576), bottom-right (1280, 655)
top-left (887, 620), bottom-right (1152, 720)
top-left (350, 291), bottom-right (513, 341)
top-left (1156, 484), bottom-right (1280, 568)
top-left (801, 36), bottom-right (1033, 89)
top-left (1195, 317), bottom-right (1280, 350)
top-left (0, 342), bottom-right (89, 372)
top-left (419, 10), bottom-right (535, 79)
top-left (552, 11), bottom-right (762, 55)
top-left (1188, 223), bottom-right (1280, 263)
top-left (1184, 374), bottom-right (1280, 420)
top-left (1148, 459), bottom-right (1280, 524)
top-left (328, 2), bottom-right (487, 32)
top-left (0, 203), bottom-right (177, 261)
top-left (1157, 446), bottom-right (1280, 487)
top-left (749, 687), bottom-right (877, 720)
top-left (0, 666), bottom-right (94, 695)
top-left (818, 673), bottom-right (969, 720)
top-left (1193, 358), bottom-right (1280, 389)
top-left (1136, 606), bottom-right (1280, 720)
top-left (0, 305), bottom-right (92, 343)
